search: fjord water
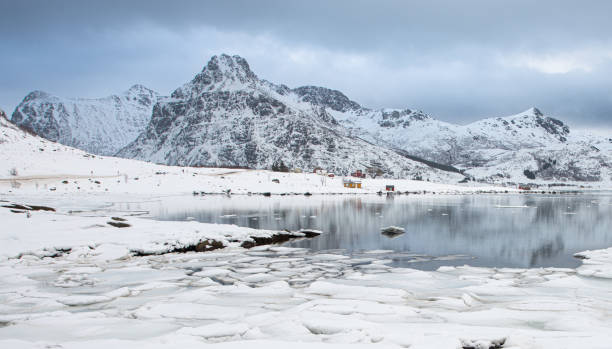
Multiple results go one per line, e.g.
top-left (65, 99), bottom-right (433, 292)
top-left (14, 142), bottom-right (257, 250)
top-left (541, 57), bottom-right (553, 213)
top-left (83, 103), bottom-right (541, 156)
top-left (148, 193), bottom-right (612, 269)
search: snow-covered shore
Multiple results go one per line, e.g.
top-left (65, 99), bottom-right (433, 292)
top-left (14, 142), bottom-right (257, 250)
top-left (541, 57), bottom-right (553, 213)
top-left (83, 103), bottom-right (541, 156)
top-left (0, 201), bottom-right (320, 260)
top-left (0, 165), bottom-right (518, 196)
top-left (1, 198), bottom-right (612, 349)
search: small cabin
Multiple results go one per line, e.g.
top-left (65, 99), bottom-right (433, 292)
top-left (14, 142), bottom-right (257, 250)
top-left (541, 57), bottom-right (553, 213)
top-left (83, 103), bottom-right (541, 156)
top-left (343, 179), bottom-right (362, 189)
top-left (385, 185), bottom-right (395, 192)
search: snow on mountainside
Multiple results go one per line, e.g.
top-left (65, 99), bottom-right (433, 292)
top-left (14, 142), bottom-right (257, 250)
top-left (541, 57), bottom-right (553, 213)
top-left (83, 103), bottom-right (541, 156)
top-left (1, 115), bottom-right (502, 195)
top-left (9, 52), bottom-right (609, 184)
top-left (118, 54), bottom-right (462, 181)
top-left (301, 87), bottom-right (610, 184)
top-left (11, 85), bottom-right (160, 155)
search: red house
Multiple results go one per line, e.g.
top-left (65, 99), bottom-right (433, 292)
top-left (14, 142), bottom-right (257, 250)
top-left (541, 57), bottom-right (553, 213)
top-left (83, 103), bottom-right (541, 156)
top-left (351, 170), bottom-right (366, 178)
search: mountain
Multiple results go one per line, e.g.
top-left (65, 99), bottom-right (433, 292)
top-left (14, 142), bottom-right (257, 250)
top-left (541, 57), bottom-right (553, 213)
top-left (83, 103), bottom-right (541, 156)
top-left (11, 53), bottom-right (609, 184)
top-left (118, 54), bottom-right (462, 181)
top-left (11, 85), bottom-right (160, 155)
top-left (332, 104), bottom-right (610, 183)
top-left (289, 84), bottom-right (611, 183)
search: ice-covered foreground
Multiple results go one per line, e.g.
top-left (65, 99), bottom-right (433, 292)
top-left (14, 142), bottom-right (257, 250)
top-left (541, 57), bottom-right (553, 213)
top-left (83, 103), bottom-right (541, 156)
top-left (1, 202), bottom-right (612, 349)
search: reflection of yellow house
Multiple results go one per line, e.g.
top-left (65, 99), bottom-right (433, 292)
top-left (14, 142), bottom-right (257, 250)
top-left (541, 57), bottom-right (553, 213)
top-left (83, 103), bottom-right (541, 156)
top-left (343, 179), bottom-right (362, 189)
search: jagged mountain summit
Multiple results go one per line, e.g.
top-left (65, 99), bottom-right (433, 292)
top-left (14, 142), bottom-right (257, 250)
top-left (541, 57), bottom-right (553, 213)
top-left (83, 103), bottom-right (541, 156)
top-left (118, 54), bottom-right (461, 180)
top-left (11, 85), bottom-right (160, 155)
top-left (394, 108), bottom-right (606, 182)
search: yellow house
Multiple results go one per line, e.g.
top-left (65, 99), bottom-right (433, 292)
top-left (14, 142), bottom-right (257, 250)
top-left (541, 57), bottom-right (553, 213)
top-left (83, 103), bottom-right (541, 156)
top-left (343, 179), bottom-right (362, 189)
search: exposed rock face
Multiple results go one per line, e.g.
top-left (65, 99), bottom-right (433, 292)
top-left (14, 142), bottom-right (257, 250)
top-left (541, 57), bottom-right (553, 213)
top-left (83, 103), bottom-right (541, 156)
top-left (11, 85), bottom-right (160, 155)
top-left (118, 54), bottom-right (460, 181)
top-left (0, 108), bottom-right (6, 120)
top-left (292, 86), bottom-right (362, 113)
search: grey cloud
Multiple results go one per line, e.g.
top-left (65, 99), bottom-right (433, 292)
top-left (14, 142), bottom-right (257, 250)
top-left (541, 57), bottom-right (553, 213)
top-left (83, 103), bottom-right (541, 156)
top-left (1, 0), bottom-right (611, 129)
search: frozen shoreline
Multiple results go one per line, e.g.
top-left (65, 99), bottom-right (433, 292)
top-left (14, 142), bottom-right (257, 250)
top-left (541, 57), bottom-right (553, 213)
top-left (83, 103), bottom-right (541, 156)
top-left (1, 195), bottom-right (612, 348)
top-left (0, 200), bottom-right (321, 260)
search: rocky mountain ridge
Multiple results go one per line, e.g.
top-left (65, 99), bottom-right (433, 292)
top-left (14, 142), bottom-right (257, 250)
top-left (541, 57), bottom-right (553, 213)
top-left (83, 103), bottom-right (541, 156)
top-left (9, 54), bottom-right (611, 183)
top-left (117, 54), bottom-right (460, 181)
top-left (294, 85), bottom-right (610, 183)
top-left (11, 85), bottom-right (160, 155)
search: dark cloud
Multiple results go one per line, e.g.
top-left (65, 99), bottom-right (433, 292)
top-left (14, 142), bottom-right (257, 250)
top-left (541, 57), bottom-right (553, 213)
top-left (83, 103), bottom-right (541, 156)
top-left (1, 0), bottom-right (611, 129)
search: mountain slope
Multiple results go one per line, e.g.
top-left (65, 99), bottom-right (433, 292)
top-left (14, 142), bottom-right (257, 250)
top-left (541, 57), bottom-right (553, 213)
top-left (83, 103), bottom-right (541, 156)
top-left (2, 113), bottom-right (501, 196)
top-left (301, 89), bottom-right (610, 184)
top-left (11, 85), bottom-right (160, 155)
top-left (10, 53), bottom-right (608, 184)
top-left (118, 55), bottom-right (462, 181)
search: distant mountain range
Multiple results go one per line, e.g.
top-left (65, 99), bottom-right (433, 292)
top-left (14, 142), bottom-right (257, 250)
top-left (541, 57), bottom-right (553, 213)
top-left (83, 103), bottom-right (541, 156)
top-left (11, 85), bottom-right (159, 155)
top-left (8, 54), bottom-right (612, 183)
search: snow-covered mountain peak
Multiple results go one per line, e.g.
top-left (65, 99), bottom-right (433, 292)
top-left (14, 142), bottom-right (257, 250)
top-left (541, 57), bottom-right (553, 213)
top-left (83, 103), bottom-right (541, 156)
top-left (122, 84), bottom-right (159, 106)
top-left (476, 107), bottom-right (570, 142)
top-left (171, 54), bottom-right (258, 99)
top-left (117, 55), bottom-right (462, 181)
top-left (125, 84), bottom-right (155, 95)
top-left (11, 86), bottom-right (161, 155)
top-left (529, 107), bottom-right (544, 117)
top-left (292, 86), bottom-right (362, 113)
top-left (22, 90), bottom-right (55, 103)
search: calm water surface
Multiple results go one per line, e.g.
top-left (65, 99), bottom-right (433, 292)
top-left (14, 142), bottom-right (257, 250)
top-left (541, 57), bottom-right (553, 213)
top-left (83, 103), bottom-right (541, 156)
top-left (139, 193), bottom-right (612, 270)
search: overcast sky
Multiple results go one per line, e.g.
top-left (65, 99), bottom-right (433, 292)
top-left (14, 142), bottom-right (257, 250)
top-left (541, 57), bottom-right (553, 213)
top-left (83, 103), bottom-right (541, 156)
top-left (1, 0), bottom-right (612, 130)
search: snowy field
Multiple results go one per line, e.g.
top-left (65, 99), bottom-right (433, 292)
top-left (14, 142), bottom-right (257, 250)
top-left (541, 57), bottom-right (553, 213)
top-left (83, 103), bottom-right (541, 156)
top-left (1, 195), bottom-right (612, 349)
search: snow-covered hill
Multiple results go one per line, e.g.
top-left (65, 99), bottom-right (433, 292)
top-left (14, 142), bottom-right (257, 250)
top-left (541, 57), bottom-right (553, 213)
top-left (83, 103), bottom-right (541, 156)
top-left (118, 54), bottom-right (461, 181)
top-left (11, 85), bottom-right (160, 155)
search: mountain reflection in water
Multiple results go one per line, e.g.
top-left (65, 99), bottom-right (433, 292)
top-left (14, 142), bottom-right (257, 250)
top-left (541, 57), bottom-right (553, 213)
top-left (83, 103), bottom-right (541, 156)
top-left (142, 193), bottom-right (612, 269)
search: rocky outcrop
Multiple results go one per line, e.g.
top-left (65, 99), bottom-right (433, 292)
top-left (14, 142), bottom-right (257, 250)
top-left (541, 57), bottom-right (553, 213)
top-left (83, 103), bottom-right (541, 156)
top-left (292, 86), bottom-right (362, 113)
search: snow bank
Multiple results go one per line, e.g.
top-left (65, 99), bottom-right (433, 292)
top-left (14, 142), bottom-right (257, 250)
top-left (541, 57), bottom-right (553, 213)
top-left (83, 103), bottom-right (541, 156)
top-left (0, 205), bottom-right (310, 260)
